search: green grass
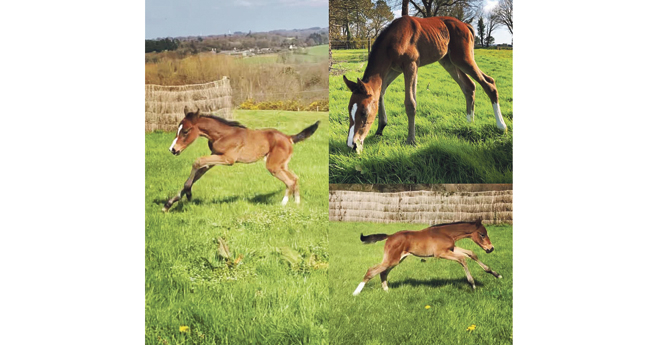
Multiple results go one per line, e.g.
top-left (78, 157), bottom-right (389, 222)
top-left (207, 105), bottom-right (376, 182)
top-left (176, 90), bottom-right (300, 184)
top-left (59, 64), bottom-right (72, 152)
top-left (329, 222), bottom-right (512, 345)
top-left (239, 45), bottom-right (328, 65)
top-left (329, 49), bottom-right (513, 184)
top-left (145, 110), bottom-right (329, 344)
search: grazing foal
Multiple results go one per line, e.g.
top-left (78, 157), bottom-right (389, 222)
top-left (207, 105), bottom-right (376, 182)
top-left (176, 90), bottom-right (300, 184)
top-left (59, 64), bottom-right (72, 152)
top-left (163, 107), bottom-right (319, 211)
top-left (353, 219), bottom-right (502, 296)
top-left (344, 15), bottom-right (507, 152)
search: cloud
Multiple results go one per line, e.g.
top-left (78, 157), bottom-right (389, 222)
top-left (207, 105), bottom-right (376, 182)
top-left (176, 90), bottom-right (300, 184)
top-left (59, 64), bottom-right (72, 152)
top-left (483, 0), bottom-right (499, 13)
top-left (233, 0), bottom-right (253, 7)
top-left (278, 0), bottom-right (327, 7)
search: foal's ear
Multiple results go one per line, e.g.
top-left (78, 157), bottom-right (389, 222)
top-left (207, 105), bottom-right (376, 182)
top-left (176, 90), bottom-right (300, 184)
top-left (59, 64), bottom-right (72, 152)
top-left (356, 78), bottom-right (370, 95)
top-left (183, 105), bottom-right (190, 114)
top-left (343, 75), bottom-right (358, 92)
top-left (475, 218), bottom-right (483, 226)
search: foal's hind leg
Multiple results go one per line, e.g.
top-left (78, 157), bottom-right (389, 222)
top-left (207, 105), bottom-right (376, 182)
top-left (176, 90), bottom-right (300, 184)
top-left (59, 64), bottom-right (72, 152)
top-left (453, 247), bottom-right (502, 279)
top-left (353, 253), bottom-right (401, 296)
top-left (380, 253), bottom-right (410, 292)
top-left (439, 58), bottom-right (476, 122)
top-left (284, 169), bottom-right (300, 204)
top-left (449, 50), bottom-right (507, 131)
top-left (266, 148), bottom-right (296, 206)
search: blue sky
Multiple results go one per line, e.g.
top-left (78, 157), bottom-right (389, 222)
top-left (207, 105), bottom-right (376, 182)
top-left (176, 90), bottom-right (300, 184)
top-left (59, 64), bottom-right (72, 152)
top-left (146, 0), bottom-right (329, 39)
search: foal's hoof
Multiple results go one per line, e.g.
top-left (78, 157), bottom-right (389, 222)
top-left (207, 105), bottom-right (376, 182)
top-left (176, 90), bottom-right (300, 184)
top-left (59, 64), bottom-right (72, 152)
top-left (185, 192), bottom-right (192, 201)
top-left (498, 275), bottom-right (503, 279)
top-left (162, 206), bottom-right (170, 213)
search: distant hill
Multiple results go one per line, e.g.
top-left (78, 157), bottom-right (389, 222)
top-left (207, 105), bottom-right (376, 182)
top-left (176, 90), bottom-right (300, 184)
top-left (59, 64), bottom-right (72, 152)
top-left (146, 27), bottom-right (329, 54)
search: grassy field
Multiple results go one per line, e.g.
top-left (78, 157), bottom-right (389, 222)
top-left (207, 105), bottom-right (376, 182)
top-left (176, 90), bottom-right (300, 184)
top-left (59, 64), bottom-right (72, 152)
top-left (329, 49), bottom-right (513, 184)
top-left (329, 222), bottom-right (512, 345)
top-left (145, 110), bottom-right (329, 344)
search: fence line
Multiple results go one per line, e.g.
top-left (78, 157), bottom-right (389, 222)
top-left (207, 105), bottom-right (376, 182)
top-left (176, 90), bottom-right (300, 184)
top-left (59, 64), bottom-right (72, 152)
top-left (145, 77), bottom-right (233, 132)
top-left (330, 189), bottom-right (513, 225)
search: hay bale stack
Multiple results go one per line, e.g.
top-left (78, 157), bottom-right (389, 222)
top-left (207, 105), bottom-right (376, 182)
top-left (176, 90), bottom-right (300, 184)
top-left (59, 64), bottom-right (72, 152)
top-left (145, 78), bottom-right (233, 132)
top-left (329, 188), bottom-right (513, 225)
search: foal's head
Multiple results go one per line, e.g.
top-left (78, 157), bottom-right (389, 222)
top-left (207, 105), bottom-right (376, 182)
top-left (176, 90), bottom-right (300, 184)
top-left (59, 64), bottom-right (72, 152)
top-left (169, 106), bottom-right (202, 155)
top-left (343, 76), bottom-right (378, 152)
top-left (470, 219), bottom-right (495, 253)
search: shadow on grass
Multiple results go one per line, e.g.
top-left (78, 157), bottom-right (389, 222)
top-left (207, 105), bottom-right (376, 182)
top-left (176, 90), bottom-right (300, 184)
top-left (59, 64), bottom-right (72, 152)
top-left (152, 190), bottom-right (283, 212)
top-left (389, 277), bottom-right (483, 290)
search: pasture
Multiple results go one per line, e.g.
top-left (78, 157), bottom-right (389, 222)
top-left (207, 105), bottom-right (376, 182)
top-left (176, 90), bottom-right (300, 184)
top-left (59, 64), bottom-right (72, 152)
top-left (329, 222), bottom-right (512, 345)
top-left (145, 110), bottom-right (329, 344)
top-left (329, 49), bottom-right (513, 184)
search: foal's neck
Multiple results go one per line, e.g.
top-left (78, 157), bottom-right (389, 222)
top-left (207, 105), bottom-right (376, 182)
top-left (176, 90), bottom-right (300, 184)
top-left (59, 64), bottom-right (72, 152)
top-left (197, 117), bottom-right (243, 140)
top-left (444, 225), bottom-right (478, 242)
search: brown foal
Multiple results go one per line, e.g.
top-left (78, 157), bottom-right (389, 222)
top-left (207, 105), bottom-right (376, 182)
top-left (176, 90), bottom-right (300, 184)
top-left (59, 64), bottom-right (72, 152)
top-left (343, 15), bottom-right (507, 152)
top-left (352, 219), bottom-right (502, 296)
top-left (163, 106), bottom-right (320, 211)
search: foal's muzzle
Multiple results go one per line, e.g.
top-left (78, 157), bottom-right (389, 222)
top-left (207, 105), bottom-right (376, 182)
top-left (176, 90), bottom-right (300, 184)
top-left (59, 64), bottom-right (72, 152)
top-left (486, 247), bottom-right (494, 254)
top-left (170, 148), bottom-right (181, 156)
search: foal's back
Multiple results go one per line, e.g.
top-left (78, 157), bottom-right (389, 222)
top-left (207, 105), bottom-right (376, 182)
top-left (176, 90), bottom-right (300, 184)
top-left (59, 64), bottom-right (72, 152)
top-left (377, 16), bottom-right (471, 68)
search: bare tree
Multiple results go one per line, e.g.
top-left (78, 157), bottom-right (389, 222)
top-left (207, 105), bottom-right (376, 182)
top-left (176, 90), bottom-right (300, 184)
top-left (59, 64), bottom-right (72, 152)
top-left (484, 9), bottom-right (500, 47)
top-left (389, 0), bottom-right (480, 22)
top-left (492, 0), bottom-right (512, 35)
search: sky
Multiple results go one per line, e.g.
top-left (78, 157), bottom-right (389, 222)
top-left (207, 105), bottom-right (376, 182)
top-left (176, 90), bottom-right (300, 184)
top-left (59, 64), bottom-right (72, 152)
top-left (146, 0), bottom-right (511, 45)
top-left (146, 0), bottom-right (329, 39)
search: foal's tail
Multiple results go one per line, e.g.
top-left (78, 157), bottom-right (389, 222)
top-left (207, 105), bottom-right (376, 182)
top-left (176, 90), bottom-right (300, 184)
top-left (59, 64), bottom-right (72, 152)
top-left (290, 121), bottom-right (320, 143)
top-left (360, 233), bottom-right (389, 244)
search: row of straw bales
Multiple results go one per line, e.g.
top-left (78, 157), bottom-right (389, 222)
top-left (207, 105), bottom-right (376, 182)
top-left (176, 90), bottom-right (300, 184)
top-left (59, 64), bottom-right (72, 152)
top-left (329, 188), bottom-right (512, 225)
top-left (145, 78), bottom-right (233, 132)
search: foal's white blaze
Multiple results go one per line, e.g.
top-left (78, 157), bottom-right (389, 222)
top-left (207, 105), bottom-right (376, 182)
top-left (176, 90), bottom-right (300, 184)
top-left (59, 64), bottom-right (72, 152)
top-left (353, 282), bottom-right (365, 296)
top-left (347, 103), bottom-right (357, 148)
top-left (169, 124), bottom-right (183, 151)
top-left (492, 103), bottom-right (507, 131)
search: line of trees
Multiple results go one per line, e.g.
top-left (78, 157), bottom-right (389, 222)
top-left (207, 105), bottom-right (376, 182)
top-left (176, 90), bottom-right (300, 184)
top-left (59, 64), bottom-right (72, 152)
top-left (329, 0), bottom-right (513, 49)
top-left (329, 0), bottom-right (394, 48)
top-left (145, 38), bottom-right (180, 53)
top-left (146, 29), bottom-right (329, 54)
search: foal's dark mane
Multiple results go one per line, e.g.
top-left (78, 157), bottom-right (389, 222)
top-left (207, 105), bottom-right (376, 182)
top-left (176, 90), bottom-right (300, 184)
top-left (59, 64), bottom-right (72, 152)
top-left (430, 221), bottom-right (477, 228)
top-left (202, 114), bottom-right (247, 129)
top-left (362, 18), bottom-right (398, 82)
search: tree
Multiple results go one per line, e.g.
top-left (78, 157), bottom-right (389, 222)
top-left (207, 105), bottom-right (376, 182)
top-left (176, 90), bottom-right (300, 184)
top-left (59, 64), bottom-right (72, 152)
top-left (389, 0), bottom-right (480, 22)
top-left (402, 0), bottom-right (409, 15)
top-left (492, 0), bottom-right (512, 35)
top-left (484, 10), bottom-right (500, 47)
top-left (369, 0), bottom-right (395, 37)
top-left (477, 16), bottom-right (485, 47)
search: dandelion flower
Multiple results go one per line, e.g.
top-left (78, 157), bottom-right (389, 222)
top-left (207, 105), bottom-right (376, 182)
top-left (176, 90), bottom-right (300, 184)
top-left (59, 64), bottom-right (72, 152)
top-left (180, 326), bottom-right (190, 333)
top-left (466, 324), bottom-right (476, 332)
top-left (425, 305), bottom-right (431, 309)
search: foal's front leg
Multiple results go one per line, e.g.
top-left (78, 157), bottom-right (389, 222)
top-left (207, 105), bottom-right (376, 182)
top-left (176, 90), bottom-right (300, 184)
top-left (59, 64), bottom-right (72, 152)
top-left (453, 247), bottom-right (502, 279)
top-left (162, 155), bottom-right (234, 212)
top-left (376, 69), bottom-right (402, 136)
top-left (437, 250), bottom-right (476, 290)
top-left (403, 62), bottom-right (418, 145)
